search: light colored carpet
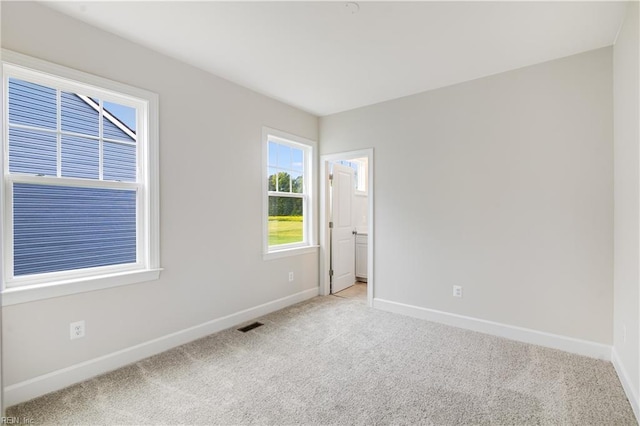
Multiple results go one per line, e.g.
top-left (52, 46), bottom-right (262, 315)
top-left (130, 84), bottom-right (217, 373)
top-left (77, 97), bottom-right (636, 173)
top-left (7, 295), bottom-right (637, 425)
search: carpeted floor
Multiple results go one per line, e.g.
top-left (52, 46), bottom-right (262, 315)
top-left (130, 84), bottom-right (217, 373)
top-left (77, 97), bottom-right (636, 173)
top-left (7, 290), bottom-right (637, 425)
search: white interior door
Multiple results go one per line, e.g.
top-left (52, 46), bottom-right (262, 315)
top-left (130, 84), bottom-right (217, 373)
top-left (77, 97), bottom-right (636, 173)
top-left (331, 164), bottom-right (355, 293)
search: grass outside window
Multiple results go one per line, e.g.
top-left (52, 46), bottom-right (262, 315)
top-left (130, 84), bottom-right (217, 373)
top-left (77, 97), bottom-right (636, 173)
top-left (268, 215), bottom-right (303, 246)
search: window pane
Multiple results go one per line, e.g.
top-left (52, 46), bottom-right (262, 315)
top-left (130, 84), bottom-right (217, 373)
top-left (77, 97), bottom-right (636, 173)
top-left (61, 135), bottom-right (99, 179)
top-left (268, 196), bottom-right (303, 246)
top-left (292, 148), bottom-right (303, 172)
top-left (291, 171), bottom-right (303, 194)
top-left (277, 143), bottom-right (291, 170)
top-left (13, 183), bottom-right (137, 276)
top-left (104, 142), bottom-right (136, 182)
top-left (61, 92), bottom-right (99, 137)
top-left (9, 128), bottom-right (57, 176)
top-left (268, 141), bottom-right (278, 167)
top-left (275, 170), bottom-right (291, 192)
top-left (8, 78), bottom-right (57, 130)
top-left (103, 101), bottom-right (136, 142)
top-left (268, 167), bottom-right (278, 191)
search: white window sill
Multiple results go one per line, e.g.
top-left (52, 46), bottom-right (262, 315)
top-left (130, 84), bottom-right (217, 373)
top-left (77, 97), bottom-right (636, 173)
top-left (2, 268), bottom-right (162, 306)
top-left (263, 245), bottom-right (319, 261)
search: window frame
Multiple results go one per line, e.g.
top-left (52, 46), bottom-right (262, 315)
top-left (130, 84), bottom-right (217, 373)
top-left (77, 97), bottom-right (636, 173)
top-left (336, 158), bottom-right (368, 195)
top-left (262, 127), bottom-right (317, 260)
top-left (1, 49), bottom-right (161, 306)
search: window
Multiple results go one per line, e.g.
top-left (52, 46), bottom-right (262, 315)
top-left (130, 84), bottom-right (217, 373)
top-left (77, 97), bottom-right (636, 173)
top-left (2, 50), bottom-right (160, 303)
top-left (263, 127), bottom-right (316, 257)
top-left (335, 158), bottom-right (368, 194)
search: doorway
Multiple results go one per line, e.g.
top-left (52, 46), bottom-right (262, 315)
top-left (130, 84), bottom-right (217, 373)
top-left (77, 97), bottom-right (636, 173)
top-left (320, 149), bottom-right (374, 307)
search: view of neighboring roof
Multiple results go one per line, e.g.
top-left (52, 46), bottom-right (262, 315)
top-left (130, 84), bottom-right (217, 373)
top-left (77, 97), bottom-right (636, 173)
top-left (77, 94), bottom-right (136, 141)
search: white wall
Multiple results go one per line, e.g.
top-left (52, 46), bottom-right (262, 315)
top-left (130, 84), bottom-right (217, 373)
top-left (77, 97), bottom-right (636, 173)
top-left (1, 2), bottom-right (318, 393)
top-left (613, 0), bottom-right (640, 412)
top-left (321, 47), bottom-right (614, 344)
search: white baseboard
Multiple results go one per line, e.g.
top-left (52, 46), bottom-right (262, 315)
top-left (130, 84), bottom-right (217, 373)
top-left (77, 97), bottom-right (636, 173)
top-left (373, 298), bottom-right (611, 360)
top-left (4, 287), bottom-right (319, 407)
top-left (612, 347), bottom-right (640, 421)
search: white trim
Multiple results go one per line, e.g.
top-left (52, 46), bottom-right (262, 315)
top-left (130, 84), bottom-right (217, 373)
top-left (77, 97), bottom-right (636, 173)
top-left (612, 347), bottom-right (640, 422)
top-left (2, 269), bottom-right (162, 306)
top-left (373, 298), bottom-right (612, 360)
top-left (6, 174), bottom-right (139, 190)
top-left (0, 16), bottom-right (5, 415)
top-left (263, 245), bottom-right (319, 261)
top-left (320, 149), bottom-right (374, 307)
top-left (1, 50), bottom-right (152, 106)
top-left (147, 93), bottom-right (160, 273)
top-left (3, 287), bottom-right (319, 407)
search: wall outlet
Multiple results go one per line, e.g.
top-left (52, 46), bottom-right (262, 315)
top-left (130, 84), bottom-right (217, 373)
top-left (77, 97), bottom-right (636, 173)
top-left (453, 285), bottom-right (463, 298)
top-left (70, 320), bottom-right (85, 340)
top-left (288, 272), bottom-right (294, 282)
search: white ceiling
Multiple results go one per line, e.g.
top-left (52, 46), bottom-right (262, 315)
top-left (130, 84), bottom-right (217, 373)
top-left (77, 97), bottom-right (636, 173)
top-left (44, 1), bottom-right (628, 116)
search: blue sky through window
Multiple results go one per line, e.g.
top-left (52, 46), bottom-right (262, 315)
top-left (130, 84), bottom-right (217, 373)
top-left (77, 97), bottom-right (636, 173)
top-left (104, 101), bottom-right (136, 131)
top-left (268, 142), bottom-right (278, 167)
top-left (277, 143), bottom-right (291, 170)
top-left (269, 140), bottom-right (303, 171)
top-left (292, 149), bottom-right (303, 171)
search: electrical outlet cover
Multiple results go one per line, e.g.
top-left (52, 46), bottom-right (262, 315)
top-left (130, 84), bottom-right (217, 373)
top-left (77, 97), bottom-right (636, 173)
top-left (70, 320), bottom-right (85, 340)
top-left (453, 286), bottom-right (463, 298)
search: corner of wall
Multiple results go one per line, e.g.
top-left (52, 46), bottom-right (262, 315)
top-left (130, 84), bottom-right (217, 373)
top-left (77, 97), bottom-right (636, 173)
top-left (612, 347), bottom-right (640, 420)
top-left (612, 0), bottom-right (640, 421)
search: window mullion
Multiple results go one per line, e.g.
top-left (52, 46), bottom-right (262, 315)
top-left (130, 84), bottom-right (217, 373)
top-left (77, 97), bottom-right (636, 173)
top-left (302, 151), bottom-right (307, 194)
top-left (56, 89), bottom-right (61, 177)
top-left (8, 123), bottom-right (59, 135)
top-left (303, 191), bottom-right (308, 244)
top-left (99, 99), bottom-right (104, 180)
top-left (7, 173), bottom-right (140, 190)
top-left (60, 130), bottom-right (100, 141)
top-left (3, 77), bottom-right (8, 176)
top-left (267, 191), bottom-right (303, 198)
top-left (102, 137), bottom-right (136, 147)
top-left (289, 150), bottom-right (293, 193)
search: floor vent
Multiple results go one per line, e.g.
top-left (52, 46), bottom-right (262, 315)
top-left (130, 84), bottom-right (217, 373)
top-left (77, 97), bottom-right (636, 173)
top-left (238, 322), bottom-right (263, 333)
